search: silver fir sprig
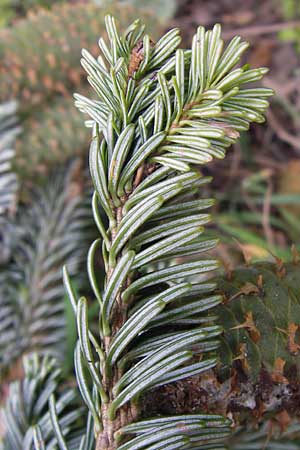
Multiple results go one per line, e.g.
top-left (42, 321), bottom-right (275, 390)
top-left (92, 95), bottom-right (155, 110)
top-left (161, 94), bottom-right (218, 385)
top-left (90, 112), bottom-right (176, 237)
top-left (61, 15), bottom-right (273, 450)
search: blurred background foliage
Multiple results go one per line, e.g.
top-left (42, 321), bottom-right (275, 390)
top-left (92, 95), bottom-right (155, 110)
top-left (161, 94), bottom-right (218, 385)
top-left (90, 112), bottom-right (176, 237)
top-left (0, 0), bottom-right (300, 445)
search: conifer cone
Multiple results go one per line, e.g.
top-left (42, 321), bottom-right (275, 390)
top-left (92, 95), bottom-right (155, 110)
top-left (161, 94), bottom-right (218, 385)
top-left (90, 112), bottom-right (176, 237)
top-left (0, 2), bottom-right (157, 111)
top-left (14, 94), bottom-right (90, 181)
top-left (217, 258), bottom-right (300, 384)
top-left (145, 258), bottom-right (300, 425)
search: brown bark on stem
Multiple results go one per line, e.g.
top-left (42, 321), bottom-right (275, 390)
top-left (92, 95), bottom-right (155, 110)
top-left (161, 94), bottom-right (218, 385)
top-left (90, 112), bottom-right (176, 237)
top-left (95, 202), bottom-right (137, 449)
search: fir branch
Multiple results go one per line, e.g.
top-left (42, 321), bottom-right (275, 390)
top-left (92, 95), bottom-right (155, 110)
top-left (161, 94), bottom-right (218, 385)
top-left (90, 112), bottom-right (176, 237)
top-left (61, 16), bottom-right (272, 450)
top-left (0, 161), bottom-right (94, 382)
top-left (0, 353), bottom-right (91, 450)
top-left (0, 101), bottom-right (20, 264)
